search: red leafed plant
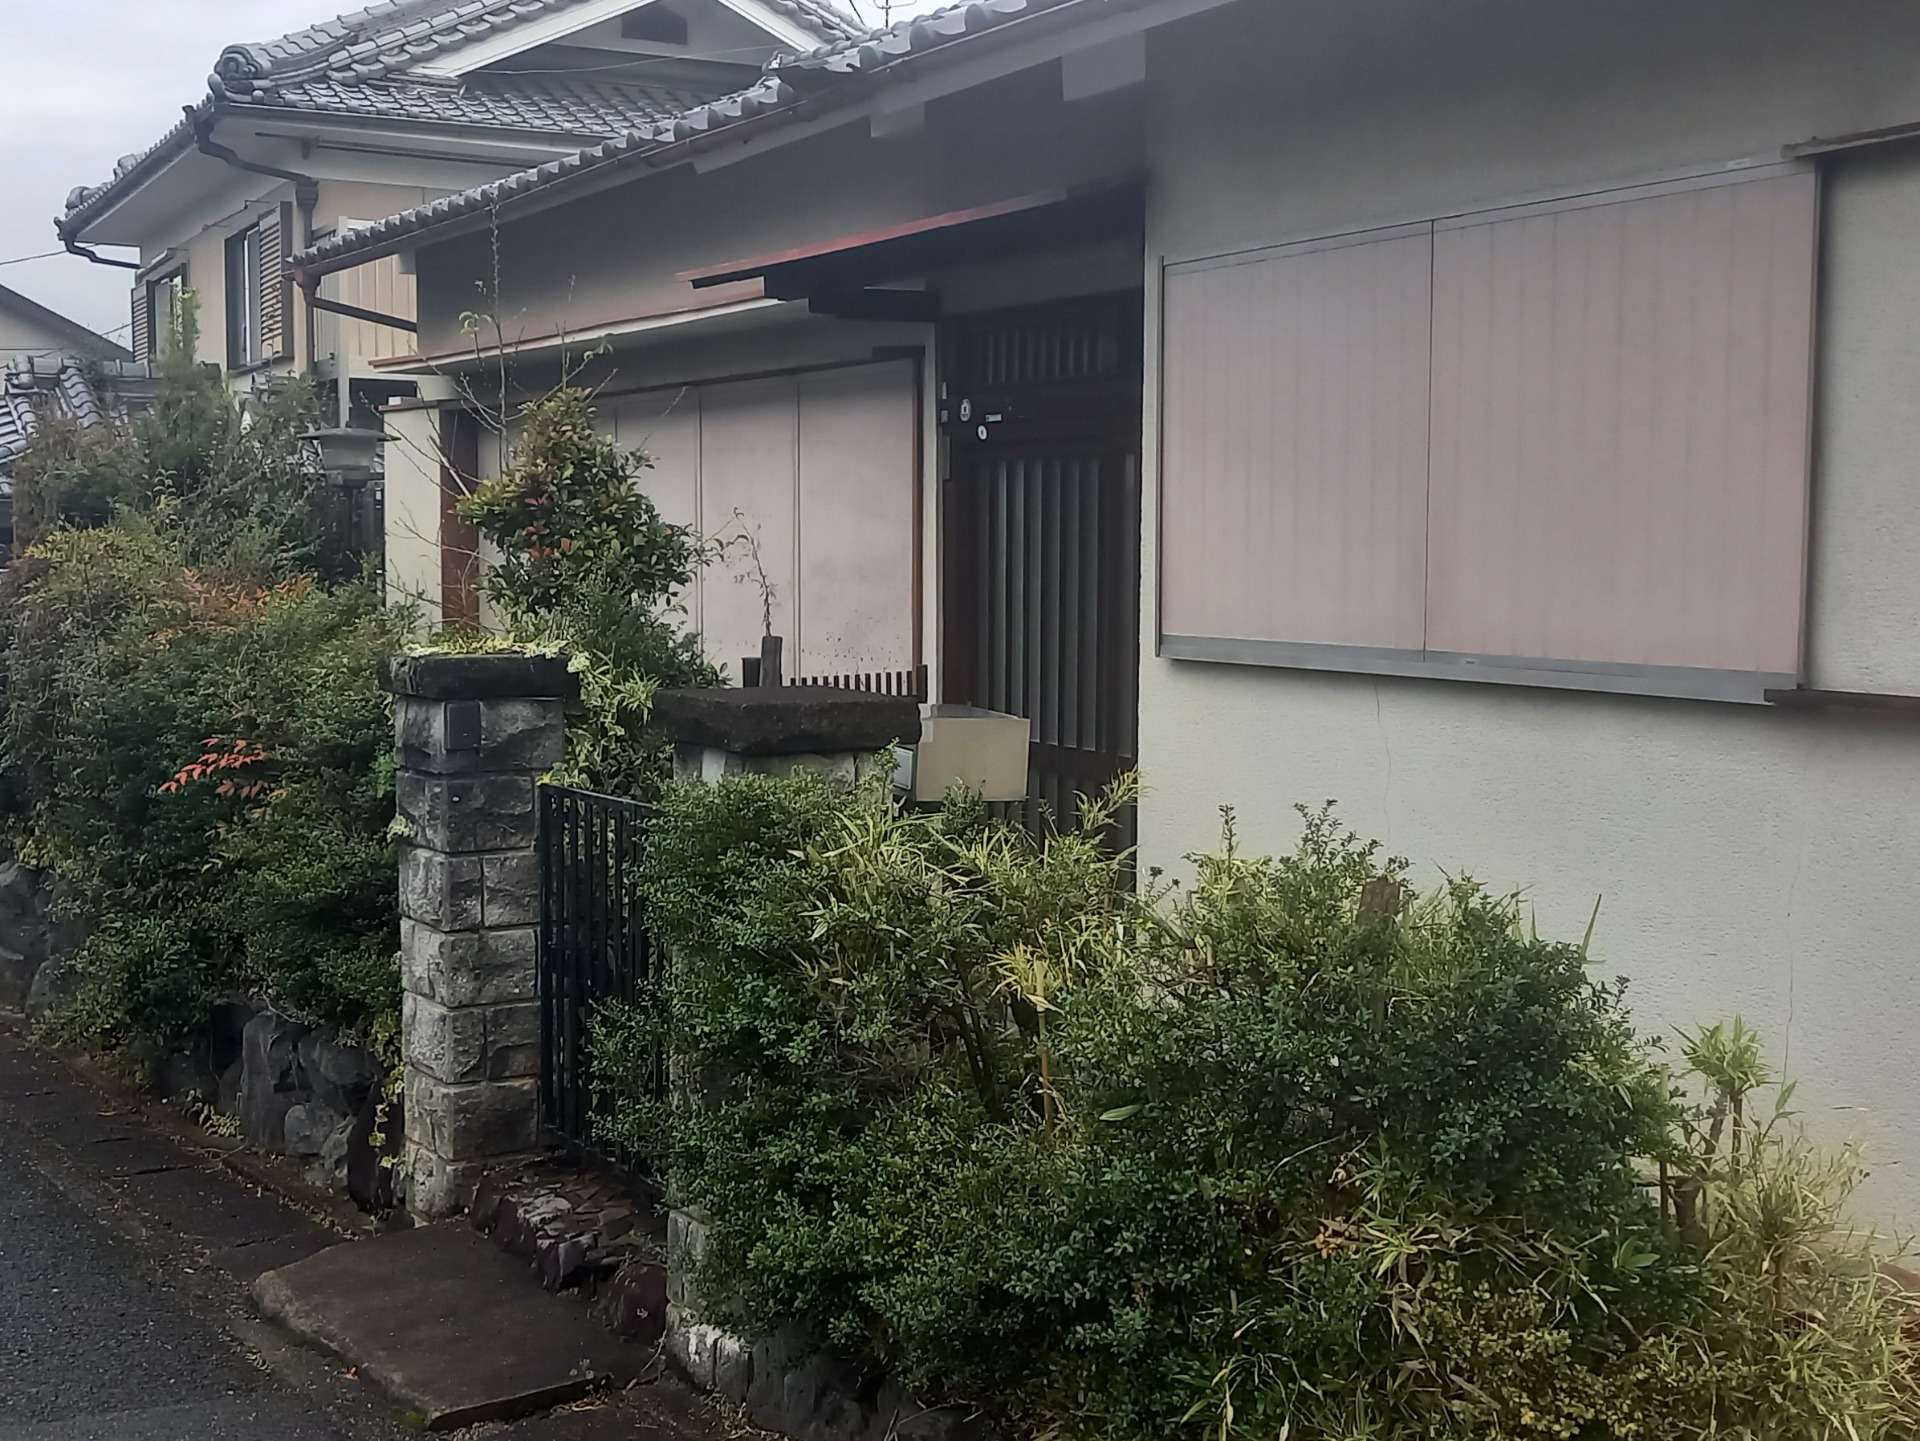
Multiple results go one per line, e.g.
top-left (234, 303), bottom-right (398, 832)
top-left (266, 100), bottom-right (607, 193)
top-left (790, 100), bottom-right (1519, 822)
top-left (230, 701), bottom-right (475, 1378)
top-left (159, 736), bottom-right (274, 801)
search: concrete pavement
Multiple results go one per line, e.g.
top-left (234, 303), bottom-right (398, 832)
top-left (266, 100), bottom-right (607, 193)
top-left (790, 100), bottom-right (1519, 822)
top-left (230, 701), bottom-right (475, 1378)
top-left (0, 1049), bottom-right (367, 1439)
top-left (0, 1024), bottom-right (723, 1441)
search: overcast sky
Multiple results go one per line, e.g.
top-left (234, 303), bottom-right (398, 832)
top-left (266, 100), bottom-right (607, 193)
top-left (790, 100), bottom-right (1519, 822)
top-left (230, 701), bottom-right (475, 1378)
top-left (0, 0), bottom-right (943, 343)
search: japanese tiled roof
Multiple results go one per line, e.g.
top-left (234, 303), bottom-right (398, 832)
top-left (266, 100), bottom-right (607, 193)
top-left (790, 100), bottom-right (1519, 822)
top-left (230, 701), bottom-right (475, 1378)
top-left (59, 0), bottom-right (864, 238)
top-left (0, 357), bottom-right (156, 480)
top-left (213, 0), bottom-right (861, 87)
top-left (256, 72), bottom-right (716, 133)
top-left (293, 0), bottom-right (1095, 272)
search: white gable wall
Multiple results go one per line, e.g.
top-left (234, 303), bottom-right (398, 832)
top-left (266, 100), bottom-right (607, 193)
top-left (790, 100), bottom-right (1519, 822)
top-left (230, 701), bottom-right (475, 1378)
top-left (1139, 0), bottom-right (1920, 1225)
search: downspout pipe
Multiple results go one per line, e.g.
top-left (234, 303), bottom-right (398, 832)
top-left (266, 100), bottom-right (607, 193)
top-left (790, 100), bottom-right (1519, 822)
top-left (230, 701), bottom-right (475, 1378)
top-left (61, 237), bottom-right (141, 271)
top-left (189, 106), bottom-right (322, 373)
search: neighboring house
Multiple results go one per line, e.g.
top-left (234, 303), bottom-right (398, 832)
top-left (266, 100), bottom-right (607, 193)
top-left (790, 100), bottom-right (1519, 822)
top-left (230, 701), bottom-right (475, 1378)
top-left (54, 0), bottom-right (863, 428)
top-left (0, 282), bottom-right (133, 367)
top-left (0, 282), bottom-right (146, 551)
top-left (295, 0), bottom-right (1920, 1224)
top-left (0, 355), bottom-right (158, 554)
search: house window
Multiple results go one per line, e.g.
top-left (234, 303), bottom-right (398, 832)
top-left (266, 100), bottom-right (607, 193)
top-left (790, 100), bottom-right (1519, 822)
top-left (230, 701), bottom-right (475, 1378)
top-left (226, 224), bottom-right (265, 369)
top-left (621, 3), bottom-right (689, 44)
top-left (1158, 162), bottom-right (1820, 703)
top-left (146, 270), bottom-right (186, 358)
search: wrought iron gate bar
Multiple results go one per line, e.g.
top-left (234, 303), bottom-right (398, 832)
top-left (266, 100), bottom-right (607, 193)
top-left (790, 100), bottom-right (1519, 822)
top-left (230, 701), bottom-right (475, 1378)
top-left (537, 784), bottom-right (660, 1174)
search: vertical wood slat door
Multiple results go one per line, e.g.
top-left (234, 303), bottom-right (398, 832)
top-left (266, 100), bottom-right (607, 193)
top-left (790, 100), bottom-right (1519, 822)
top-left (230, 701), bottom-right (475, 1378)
top-left (943, 294), bottom-right (1143, 844)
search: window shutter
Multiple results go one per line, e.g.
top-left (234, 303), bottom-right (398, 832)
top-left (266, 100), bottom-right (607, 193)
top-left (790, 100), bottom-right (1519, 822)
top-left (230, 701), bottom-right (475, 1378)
top-left (258, 202), bottom-right (294, 361)
top-left (130, 285), bottom-right (152, 362)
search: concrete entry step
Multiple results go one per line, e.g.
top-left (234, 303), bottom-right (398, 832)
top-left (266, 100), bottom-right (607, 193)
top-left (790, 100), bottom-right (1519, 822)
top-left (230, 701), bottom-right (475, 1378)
top-left (253, 1220), bottom-right (650, 1430)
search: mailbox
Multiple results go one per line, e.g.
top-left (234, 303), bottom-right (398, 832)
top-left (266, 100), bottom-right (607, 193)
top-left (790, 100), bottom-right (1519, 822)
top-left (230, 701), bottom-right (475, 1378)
top-left (893, 705), bottom-right (1031, 803)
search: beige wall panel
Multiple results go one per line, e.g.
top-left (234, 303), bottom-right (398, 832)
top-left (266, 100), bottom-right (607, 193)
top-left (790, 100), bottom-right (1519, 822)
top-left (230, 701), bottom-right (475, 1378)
top-left (796, 361), bottom-right (918, 676)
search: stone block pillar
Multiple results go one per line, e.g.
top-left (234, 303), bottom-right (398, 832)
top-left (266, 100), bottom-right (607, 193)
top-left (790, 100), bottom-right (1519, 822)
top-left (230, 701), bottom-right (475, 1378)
top-left (386, 651), bottom-right (577, 1220)
top-left (650, 686), bottom-right (921, 1388)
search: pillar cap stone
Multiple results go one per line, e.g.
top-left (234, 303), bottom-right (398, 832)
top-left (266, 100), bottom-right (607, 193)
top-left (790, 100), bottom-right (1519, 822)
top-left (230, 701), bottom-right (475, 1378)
top-left (654, 687), bottom-right (921, 757)
top-left (385, 650), bottom-right (579, 702)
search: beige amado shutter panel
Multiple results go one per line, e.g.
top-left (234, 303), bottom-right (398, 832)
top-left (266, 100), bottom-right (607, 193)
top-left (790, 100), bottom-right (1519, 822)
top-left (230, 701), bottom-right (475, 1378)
top-left (257, 201), bottom-right (294, 361)
top-left (1160, 224), bottom-right (1436, 653)
top-left (1425, 166), bottom-right (1818, 682)
top-left (1158, 163), bottom-right (1818, 699)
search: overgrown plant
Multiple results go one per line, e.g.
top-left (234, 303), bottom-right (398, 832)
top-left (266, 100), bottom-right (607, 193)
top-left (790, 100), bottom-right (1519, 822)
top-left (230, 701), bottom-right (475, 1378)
top-left (0, 326), bottom-right (408, 1056)
top-left (594, 780), bottom-right (1920, 1441)
top-left (459, 387), bottom-right (717, 795)
top-left (13, 295), bottom-right (333, 570)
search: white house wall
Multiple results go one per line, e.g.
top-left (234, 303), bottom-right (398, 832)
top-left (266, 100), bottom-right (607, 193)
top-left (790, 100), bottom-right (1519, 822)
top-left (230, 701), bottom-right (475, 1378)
top-left (382, 403), bottom-right (447, 618)
top-left (1140, 0), bottom-right (1920, 1224)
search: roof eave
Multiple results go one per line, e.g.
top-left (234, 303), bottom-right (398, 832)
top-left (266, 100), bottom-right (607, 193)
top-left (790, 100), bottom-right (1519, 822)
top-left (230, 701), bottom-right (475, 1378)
top-left (229, 102), bottom-right (625, 157)
top-left (58, 99), bottom-right (216, 245)
top-left (293, 0), bottom-right (1127, 280)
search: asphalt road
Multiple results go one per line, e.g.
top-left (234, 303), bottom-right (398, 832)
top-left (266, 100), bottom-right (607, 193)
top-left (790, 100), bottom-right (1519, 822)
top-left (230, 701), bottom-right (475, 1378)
top-left (0, 1125), bottom-right (358, 1441)
top-left (0, 1026), bottom-right (715, 1441)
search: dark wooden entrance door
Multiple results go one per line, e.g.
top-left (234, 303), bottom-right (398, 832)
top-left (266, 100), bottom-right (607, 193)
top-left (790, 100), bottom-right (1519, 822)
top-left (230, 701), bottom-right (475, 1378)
top-left (940, 293), bottom-right (1143, 842)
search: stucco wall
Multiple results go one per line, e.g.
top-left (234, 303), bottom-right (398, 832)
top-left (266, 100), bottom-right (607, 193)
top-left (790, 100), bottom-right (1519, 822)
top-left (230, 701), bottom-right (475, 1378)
top-left (0, 304), bottom-right (90, 363)
top-left (1139, 0), bottom-right (1920, 1223)
top-left (383, 403), bottom-right (447, 620)
top-left (414, 62), bottom-right (1145, 355)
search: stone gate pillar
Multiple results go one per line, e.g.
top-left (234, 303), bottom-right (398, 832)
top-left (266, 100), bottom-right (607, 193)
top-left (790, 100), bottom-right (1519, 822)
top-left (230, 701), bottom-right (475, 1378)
top-left (649, 685), bottom-right (920, 1413)
top-left (385, 651), bottom-right (576, 1220)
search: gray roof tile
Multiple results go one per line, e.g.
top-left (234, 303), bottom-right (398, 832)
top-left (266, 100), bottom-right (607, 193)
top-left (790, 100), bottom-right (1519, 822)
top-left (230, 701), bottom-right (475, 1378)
top-left (60, 0), bottom-right (865, 237)
top-left (267, 73), bottom-right (715, 134)
top-left (0, 357), bottom-right (157, 479)
top-left (292, 0), bottom-right (1085, 273)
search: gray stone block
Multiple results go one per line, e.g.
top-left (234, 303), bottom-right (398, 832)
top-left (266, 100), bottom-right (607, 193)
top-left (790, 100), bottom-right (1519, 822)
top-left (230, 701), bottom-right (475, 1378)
top-left (309, 1111), bottom-right (356, 1191)
top-left (404, 1145), bottom-right (498, 1219)
top-left (712, 1330), bottom-right (754, 1405)
top-left (746, 1327), bottom-right (810, 1433)
top-left (399, 848), bottom-right (484, 930)
top-left (384, 650), bottom-right (578, 703)
top-left (402, 920), bottom-right (536, 1007)
top-left (486, 1002), bottom-right (540, 1081)
top-left (666, 1207), bottom-right (710, 1309)
top-left (285, 1100), bottom-right (349, 1158)
top-left (23, 955), bottom-right (79, 1022)
top-left (404, 994), bottom-right (489, 1084)
top-left (406, 1071), bottom-right (539, 1159)
top-left (399, 773), bottom-right (537, 854)
top-left (347, 1083), bottom-right (403, 1214)
top-left (404, 995), bottom-right (540, 1086)
top-left (481, 851), bottom-right (540, 927)
top-left (239, 1012), bottom-right (311, 1148)
top-left (479, 697), bottom-right (568, 772)
top-left (297, 1031), bottom-right (378, 1115)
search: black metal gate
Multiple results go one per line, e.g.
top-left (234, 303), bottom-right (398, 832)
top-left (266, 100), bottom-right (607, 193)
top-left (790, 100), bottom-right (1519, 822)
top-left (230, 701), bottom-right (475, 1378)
top-left (537, 784), bottom-right (661, 1171)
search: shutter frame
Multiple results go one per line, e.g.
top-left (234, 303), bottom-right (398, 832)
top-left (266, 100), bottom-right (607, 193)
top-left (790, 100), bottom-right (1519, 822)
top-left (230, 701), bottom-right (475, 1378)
top-left (258, 202), bottom-right (294, 362)
top-left (130, 285), bottom-right (152, 362)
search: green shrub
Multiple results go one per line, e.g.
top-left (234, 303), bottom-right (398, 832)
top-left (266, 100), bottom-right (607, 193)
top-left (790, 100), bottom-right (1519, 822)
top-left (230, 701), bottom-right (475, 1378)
top-left (0, 513), bottom-right (406, 1050)
top-left (459, 387), bottom-right (717, 796)
top-left (595, 777), bottom-right (1920, 1441)
top-left (11, 295), bottom-right (340, 572)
